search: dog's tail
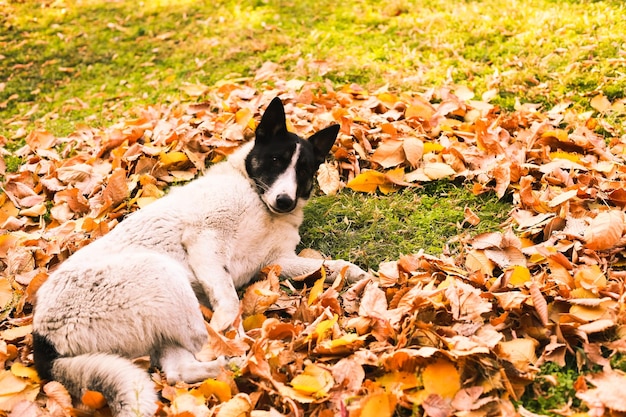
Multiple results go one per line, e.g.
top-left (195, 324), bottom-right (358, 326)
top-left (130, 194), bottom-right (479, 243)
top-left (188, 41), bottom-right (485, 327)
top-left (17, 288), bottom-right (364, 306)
top-left (33, 333), bottom-right (157, 417)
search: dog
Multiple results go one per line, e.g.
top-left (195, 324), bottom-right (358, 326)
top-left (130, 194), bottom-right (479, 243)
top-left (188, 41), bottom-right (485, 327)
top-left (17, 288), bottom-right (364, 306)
top-left (32, 97), bottom-right (370, 417)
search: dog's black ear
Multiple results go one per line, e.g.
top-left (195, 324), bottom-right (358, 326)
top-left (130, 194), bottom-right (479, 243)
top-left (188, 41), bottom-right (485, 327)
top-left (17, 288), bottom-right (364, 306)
top-left (256, 97), bottom-right (287, 143)
top-left (308, 124), bottom-right (340, 165)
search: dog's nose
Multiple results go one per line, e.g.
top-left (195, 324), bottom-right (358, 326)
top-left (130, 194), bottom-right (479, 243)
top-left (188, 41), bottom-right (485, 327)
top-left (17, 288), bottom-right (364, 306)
top-left (275, 194), bottom-right (296, 212)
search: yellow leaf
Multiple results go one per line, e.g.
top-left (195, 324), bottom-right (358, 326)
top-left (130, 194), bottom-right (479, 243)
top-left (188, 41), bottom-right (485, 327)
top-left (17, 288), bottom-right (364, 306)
top-left (308, 314), bottom-right (338, 342)
top-left (508, 265), bottom-right (531, 287)
top-left (422, 359), bottom-right (461, 399)
top-left (197, 378), bottom-right (232, 403)
top-left (541, 129), bottom-right (569, 142)
top-left (10, 363), bottom-right (39, 383)
top-left (377, 92), bottom-right (398, 105)
top-left (346, 170), bottom-right (390, 193)
top-left (569, 305), bottom-right (606, 322)
top-left (0, 369), bottom-right (39, 411)
top-left (360, 392), bottom-right (396, 417)
top-left (550, 151), bottom-right (581, 163)
top-left (235, 107), bottom-right (253, 129)
top-left (377, 371), bottom-right (420, 391)
top-left (242, 313), bottom-right (266, 331)
top-left (423, 142), bottom-right (444, 154)
top-left (308, 273), bottom-right (326, 306)
top-left (290, 364), bottom-right (334, 398)
top-left (159, 150), bottom-right (189, 167)
top-left (180, 82), bottom-right (209, 97)
top-left (314, 333), bottom-right (366, 355)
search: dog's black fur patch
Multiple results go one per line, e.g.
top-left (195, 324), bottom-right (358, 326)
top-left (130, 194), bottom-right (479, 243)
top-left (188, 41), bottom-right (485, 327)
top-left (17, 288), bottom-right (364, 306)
top-left (32, 332), bottom-right (60, 381)
top-left (245, 97), bottom-right (338, 208)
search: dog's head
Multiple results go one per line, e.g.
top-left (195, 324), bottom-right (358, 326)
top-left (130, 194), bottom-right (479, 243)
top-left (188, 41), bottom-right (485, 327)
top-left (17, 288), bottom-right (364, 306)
top-left (245, 97), bottom-right (339, 214)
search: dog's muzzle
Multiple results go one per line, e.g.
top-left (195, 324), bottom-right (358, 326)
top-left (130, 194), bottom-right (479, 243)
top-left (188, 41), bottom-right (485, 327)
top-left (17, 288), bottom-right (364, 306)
top-left (270, 193), bottom-right (296, 213)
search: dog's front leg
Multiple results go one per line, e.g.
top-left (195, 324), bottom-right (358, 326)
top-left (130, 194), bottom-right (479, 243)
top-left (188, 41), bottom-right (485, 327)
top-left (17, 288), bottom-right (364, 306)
top-left (183, 230), bottom-right (239, 332)
top-left (276, 254), bottom-right (371, 283)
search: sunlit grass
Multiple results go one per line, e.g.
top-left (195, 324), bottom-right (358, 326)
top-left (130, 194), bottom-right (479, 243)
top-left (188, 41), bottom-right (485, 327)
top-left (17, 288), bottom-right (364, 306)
top-left (2, 0), bottom-right (624, 138)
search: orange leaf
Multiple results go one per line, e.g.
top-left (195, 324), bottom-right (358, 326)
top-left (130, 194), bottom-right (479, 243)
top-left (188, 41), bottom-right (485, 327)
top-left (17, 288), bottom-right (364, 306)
top-left (360, 392), bottom-right (396, 417)
top-left (197, 379), bottom-right (232, 403)
top-left (422, 359), bottom-right (461, 399)
top-left (82, 390), bottom-right (107, 409)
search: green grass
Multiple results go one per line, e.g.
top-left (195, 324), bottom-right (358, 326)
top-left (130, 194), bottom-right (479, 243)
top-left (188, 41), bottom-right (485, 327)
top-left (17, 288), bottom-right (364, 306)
top-left (300, 182), bottom-right (511, 269)
top-left (2, 0), bottom-right (625, 138)
top-left (520, 361), bottom-right (583, 416)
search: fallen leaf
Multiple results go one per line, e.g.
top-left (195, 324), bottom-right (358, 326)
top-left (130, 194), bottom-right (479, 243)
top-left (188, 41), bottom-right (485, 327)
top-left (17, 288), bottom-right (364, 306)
top-left (422, 359), bottom-right (461, 399)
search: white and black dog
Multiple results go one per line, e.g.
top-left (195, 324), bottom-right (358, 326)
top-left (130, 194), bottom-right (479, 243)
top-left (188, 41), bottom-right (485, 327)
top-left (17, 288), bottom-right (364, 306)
top-left (32, 97), bottom-right (369, 417)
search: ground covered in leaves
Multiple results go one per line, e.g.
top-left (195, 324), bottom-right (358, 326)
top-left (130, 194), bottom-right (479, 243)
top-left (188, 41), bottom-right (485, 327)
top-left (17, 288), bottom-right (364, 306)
top-left (2, 69), bottom-right (626, 416)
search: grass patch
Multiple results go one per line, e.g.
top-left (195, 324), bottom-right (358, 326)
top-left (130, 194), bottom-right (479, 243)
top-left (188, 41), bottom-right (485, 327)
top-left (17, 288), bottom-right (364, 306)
top-left (520, 361), bottom-right (583, 416)
top-left (300, 182), bottom-right (511, 269)
top-left (2, 0), bottom-right (625, 138)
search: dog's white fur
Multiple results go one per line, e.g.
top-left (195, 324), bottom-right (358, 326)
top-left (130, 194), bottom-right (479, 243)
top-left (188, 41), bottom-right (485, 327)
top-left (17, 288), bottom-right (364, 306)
top-left (34, 120), bottom-right (369, 416)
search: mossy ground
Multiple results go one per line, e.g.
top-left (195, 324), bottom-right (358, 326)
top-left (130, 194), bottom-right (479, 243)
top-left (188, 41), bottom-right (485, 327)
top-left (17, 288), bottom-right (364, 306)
top-left (300, 182), bottom-right (511, 269)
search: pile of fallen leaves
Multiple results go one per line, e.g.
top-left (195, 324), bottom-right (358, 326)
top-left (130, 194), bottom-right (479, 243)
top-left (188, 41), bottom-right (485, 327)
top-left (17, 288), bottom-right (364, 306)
top-left (2, 62), bottom-right (626, 416)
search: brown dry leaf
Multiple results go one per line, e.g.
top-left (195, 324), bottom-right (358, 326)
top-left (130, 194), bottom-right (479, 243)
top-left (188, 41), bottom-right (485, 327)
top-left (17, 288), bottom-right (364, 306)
top-left (43, 381), bottom-right (73, 416)
top-left (214, 393), bottom-right (252, 417)
top-left (445, 280), bottom-right (492, 322)
top-left (497, 338), bottom-right (538, 372)
top-left (577, 370), bottom-right (626, 412)
top-left (590, 94), bottom-right (611, 113)
top-left (241, 278), bottom-right (280, 317)
top-left (102, 168), bottom-right (129, 208)
top-left (197, 323), bottom-right (249, 361)
top-left (317, 161), bottom-right (341, 195)
top-left (529, 282), bottom-right (549, 326)
top-left (25, 129), bottom-right (56, 151)
top-left (403, 136), bottom-right (424, 168)
top-left (371, 139), bottom-right (406, 168)
top-left (0, 369), bottom-right (40, 412)
top-left (423, 162), bottom-right (456, 180)
top-left (583, 210), bottom-right (624, 250)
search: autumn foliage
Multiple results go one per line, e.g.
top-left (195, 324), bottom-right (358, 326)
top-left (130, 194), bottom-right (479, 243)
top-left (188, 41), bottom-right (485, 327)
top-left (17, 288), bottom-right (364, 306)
top-left (2, 66), bottom-right (626, 416)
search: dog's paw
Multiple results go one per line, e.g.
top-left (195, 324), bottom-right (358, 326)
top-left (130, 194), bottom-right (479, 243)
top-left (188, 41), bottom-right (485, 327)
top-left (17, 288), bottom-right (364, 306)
top-left (327, 260), bottom-right (372, 283)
